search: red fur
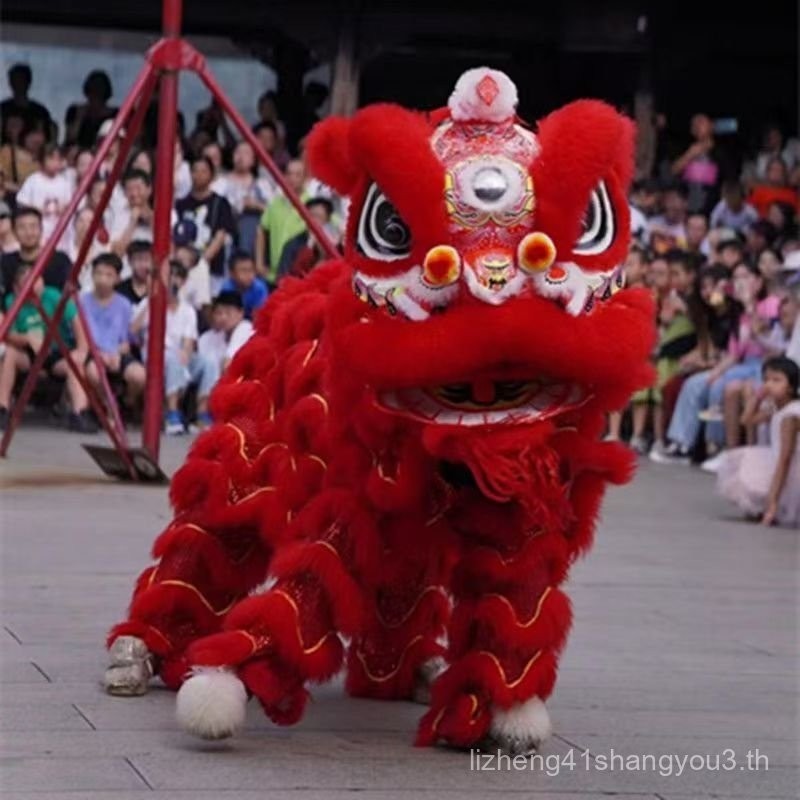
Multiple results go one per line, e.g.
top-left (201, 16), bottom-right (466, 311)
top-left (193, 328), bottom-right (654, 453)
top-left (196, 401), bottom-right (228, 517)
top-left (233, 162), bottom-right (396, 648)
top-left (109, 77), bottom-right (653, 750)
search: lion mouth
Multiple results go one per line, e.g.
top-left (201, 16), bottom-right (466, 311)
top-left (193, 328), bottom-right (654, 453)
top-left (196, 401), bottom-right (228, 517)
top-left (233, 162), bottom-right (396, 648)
top-left (378, 378), bottom-right (588, 426)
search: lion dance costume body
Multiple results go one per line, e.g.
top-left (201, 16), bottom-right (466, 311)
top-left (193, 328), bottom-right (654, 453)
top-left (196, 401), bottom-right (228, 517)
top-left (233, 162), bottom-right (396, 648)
top-left (106, 68), bottom-right (654, 753)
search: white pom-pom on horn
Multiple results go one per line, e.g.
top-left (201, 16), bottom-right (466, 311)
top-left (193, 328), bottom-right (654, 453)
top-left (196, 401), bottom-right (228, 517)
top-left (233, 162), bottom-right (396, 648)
top-left (449, 67), bottom-right (518, 123)
top-left (176, 667), bottom-right (248, 740)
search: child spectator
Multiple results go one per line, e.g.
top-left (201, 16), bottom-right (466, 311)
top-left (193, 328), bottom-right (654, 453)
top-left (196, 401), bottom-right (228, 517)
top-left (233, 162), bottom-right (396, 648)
top-left (16, 144), bottom-right (72, 247)
top-left (117, 240), bottom-right (152, 305)
top-left (131, 261), bottom-right (217, 435)
top-left (198, 290), bottom-right (254, 373)
top-left (0, 262), bottom-right (93, 431)
top-left (220, 250), bottom-right (268, 320)
top-left (80, 252), bottom-right (145, 409)
top-left (174, 156), bottom-right (237, 291)
top-left (172, 220), bottom-right (211, 315)
top-left (630, 251), bottom-right (697, 454)
top-left (717, 356), bottom-right (800, 527)
top-left (710, 181), bottom-right (758, 234)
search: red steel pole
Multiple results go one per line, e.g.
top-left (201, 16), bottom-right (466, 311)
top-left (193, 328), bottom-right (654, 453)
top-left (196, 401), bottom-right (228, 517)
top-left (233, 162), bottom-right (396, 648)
top-left (141, 0), bottom-right (183, 461)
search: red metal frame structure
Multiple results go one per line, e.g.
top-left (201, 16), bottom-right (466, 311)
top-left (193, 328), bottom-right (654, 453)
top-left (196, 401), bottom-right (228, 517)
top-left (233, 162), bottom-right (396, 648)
top-left (0, 0), bottom-right (337, 474)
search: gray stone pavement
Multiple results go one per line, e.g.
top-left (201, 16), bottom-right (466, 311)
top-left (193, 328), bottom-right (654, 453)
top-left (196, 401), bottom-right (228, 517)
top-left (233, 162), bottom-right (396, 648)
top-left (1, 427), bottom-right (798, 799)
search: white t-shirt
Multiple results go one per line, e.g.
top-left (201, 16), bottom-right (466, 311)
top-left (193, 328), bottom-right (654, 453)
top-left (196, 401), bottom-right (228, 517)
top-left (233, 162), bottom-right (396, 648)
top-left (180, 258), bottom-right (212, 311)
top-left (198, 319), bottom-right (253, 368)
top-left (135, 298), bottom-right (198, 356)
top-left (17, 171), bottom-right (73, 247)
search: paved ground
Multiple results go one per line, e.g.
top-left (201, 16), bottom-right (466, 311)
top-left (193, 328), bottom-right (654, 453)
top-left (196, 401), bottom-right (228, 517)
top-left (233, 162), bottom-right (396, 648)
top-left (1, 427), bottom-right (798, 799)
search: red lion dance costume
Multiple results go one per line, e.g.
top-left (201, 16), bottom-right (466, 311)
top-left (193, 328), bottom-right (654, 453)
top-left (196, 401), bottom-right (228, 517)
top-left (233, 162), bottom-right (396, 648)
top-left (106, 68), bottom-right (654, 754)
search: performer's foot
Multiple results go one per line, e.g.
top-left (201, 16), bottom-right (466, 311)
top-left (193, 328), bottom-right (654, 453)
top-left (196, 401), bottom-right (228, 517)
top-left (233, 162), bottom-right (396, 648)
top-left (412, 655), bottom-right (448, 705)
top-left (484, 696), bottom-right (552, 755)
top-left (104, 635), bottom-right (153, 696)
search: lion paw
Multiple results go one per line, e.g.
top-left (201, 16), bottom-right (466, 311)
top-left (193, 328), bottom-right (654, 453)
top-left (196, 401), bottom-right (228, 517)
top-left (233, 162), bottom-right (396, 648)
top-left (104, 636), bottom-right (153, 696)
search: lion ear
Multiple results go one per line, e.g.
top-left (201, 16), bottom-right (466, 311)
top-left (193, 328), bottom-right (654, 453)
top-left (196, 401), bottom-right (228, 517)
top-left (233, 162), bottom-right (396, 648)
top-left (306, 116), bottom-right (360, 196)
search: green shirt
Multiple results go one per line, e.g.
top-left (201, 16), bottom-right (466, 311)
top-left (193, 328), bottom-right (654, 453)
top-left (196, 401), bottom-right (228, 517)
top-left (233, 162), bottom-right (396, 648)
top-left (5, 286), bottom-right (78, 349)
top-left (260, 191), bottom-right (309, 284)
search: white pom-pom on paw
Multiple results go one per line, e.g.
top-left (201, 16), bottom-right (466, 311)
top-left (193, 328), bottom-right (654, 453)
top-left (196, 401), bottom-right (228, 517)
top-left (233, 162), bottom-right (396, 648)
top-left (449, 67), bottom-right (518, 123)
top-left (176, 667), bottom-right (248, 740)
top-left (489, 696), bottom-right (552, 755)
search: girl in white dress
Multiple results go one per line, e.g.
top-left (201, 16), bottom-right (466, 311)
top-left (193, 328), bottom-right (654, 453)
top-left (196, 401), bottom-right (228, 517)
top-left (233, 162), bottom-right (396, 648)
top-left (717, 356), bottom-right (800, 527)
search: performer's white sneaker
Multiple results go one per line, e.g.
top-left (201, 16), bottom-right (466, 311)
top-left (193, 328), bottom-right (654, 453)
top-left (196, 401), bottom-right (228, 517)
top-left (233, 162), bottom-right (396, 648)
top-left (104, 635), bottom-right (152, 696)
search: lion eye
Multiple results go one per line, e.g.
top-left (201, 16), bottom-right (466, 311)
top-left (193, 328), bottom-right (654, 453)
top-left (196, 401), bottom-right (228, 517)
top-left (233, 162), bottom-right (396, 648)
top-left (357, 183), bottom-right (412, 261)
top-left (574, 181), bottom-right (615, 256)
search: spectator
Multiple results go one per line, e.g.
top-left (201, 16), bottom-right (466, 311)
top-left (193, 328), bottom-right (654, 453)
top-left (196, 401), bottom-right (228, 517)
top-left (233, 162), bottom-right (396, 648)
top-left (198, 290), bottom-right (254, 373)
top-left (0, 201), bottom-right (17, 254)
top-left (721, 294), bottom-right (798, 451)
top-left (0, 262), bottom-right (93, 432)
top-left (623, 244), bottom-right (648, 289)
top-left (686, 212), bottom-right (709, 256)
top-left (0, 64), bottom-right (54, 141)
top-left (110, 169), bottom-right (154, 257)
top-left (201, 141), bottom-right (229, 195)
top-left (174, 139), bottom-right (192, 199)
top-left (709, 181), bottom-right (758, 234)
top-left (746, 124), bottom-right (799, 185)
top-left (193, 100), bottom-right (235, 152)
top-left (80, 252), bottom-right (145, 409)
top-left (715, 236), bottom-right (745, 271)
top-left (255, 91), bottom-right (288, 152)
top-left (1, 206), bottom-right (72, 295)
top-left (607, 246), bottom-right (652, 440)
top-left (0, 113), bottom-right (38, 192)
top-left (64, 70), bottom-right (117, 149)
top-left (172, 220), bottom-right (211, 316)
top-left (280, 196), bottom-right (338, 278)
top-left (16, 144), bottom-right (72, 247)
top-left (632, 251), bottom-right (698, 455)
top-left (717, 356), bottom-right (800, 527)
top-left (71, 207), bottom-right (107, 289)
top-left (65, 148), bottom-right (94, 193)
top-left (256, 159), bottom-right (309, 287)
top-left (765, 201), bottom-right (797, 250)
top-left (130, 149), bottom-right (154, 177)
top-left (656, 262), bottom-right (779, 465)
top-left (670, 113), bottom-right (725, 214)
top-left (117, 240), bottom-right (152, 305)
top-left (745, 219), bottom-right (778, 261)
top-left (747, 158), bottom-right (799, 218)
top-left (130, 261), bottom-right (217, 435)
top-left (758, 248), bottom-right (784, 293)
top-left (220, 250), bottom-right (268, 319)
top-left (253, 121), bottom-right (285, 187)
top-left (174, 156), bottom-right (236, 290)
top-left (646, 184), bottom-right (688, 253)
top-left (223, 141), bottom-right (272, 256)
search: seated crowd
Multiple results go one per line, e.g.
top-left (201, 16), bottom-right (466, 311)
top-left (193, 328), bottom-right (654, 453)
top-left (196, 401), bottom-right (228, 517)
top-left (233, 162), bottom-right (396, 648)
top-left (0, 63), bottom-right (342, 436)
